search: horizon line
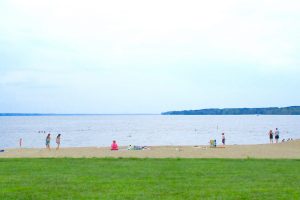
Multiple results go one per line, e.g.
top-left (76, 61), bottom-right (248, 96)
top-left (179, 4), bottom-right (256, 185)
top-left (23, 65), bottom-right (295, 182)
top-left (0, 113), bottom-right (160, 116)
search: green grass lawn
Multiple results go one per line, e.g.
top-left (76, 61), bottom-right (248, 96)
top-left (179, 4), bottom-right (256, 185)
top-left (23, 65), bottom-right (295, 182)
top-left (0, 158), bottom-right (299, 200)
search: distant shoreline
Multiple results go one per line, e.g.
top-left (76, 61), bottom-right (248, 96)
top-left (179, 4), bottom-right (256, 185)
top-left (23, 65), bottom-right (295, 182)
top-left (162, 106), bottom-right (300, 115)
top-left (2, 106), bottom-right (300, 116)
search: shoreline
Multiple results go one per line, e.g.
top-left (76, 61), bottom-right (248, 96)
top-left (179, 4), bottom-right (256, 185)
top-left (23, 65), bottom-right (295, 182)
top-left (1, 140), bottom-right (299, 159)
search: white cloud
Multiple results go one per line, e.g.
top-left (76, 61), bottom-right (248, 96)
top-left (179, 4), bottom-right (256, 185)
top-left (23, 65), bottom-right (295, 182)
top-left (0, 0), bottom-right (300, 112)
top-left (1, 0), bottom-right (299, 71)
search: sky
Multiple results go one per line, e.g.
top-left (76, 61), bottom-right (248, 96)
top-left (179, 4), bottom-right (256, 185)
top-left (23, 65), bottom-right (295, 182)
top-left (0, 0), bottom-right (299, 114)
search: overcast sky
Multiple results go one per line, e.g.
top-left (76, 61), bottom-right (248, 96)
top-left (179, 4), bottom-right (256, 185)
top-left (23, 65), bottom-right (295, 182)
top-left (0, 0), bottom-right (299, 113)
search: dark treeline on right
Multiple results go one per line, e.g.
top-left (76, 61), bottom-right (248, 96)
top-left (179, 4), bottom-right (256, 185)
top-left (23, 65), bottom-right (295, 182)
top-left (162, 106), bottom-right (300, 115)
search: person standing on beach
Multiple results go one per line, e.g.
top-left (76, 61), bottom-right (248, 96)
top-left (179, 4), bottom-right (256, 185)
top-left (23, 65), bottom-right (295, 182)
top-left (275, 128), bottom-right (280, 143)
top-left (222, 133), bottom-right (225, 146)
top-left (46, 134), bottom-right (51, 150)
top-left (269, 130), bottom-right (274, 143)
top-left (56, 134), bottom-right (61, 150)
top-left (19, 138), bottom-right (22, 148)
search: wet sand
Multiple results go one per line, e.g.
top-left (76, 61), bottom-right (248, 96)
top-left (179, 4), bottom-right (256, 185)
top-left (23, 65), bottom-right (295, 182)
top-left (1, 140), bottom-right (299, 159)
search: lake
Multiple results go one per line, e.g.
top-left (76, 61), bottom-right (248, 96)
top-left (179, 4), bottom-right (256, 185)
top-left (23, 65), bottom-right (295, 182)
top-left (0, 115), bottom-right (299, 148)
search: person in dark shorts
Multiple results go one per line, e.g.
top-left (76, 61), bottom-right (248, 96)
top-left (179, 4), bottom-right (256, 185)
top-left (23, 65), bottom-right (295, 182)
top-left (269, 130), bottom-right (273, 143)
top-left (222, 133), bottom-right (225, 146)
top-left (274, 128), bottom-right (280, 143)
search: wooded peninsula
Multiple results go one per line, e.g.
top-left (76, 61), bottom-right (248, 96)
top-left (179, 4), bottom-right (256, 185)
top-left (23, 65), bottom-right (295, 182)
top-left (162, 106), bottom-right (300, 115)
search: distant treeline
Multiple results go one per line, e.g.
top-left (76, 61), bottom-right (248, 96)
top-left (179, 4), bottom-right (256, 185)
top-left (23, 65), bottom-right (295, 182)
top-left (162, 106), bottom-right (300, 115)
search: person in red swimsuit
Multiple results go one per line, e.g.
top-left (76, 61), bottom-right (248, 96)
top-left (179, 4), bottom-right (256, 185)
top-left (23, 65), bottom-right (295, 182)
top-left (111, 140), bottom-right (119, 150)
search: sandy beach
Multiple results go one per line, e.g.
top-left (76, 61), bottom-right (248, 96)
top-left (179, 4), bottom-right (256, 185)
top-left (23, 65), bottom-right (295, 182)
top-left (1, 140), bottom-right (299, 159)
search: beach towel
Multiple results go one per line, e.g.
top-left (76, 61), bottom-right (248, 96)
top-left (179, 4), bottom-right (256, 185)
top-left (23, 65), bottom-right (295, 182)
top-left (128, 146), bottom-right (147, 150)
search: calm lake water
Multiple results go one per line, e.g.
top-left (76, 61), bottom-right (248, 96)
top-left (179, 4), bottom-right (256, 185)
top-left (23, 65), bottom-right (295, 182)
top-left (0, 115), bottom-right (299, 148)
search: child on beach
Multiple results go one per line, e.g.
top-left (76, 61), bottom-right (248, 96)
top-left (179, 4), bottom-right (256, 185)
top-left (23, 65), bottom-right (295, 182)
top-left (222, 133), bottom-right (225, 146)
top-left (111, 140), bottom-right (118, 150)
top-left (56, 134), bottom-right (61, 150)
top-left (46, 134), bottom-right (51, 150)
top-left (269, 130), bottom-right (273, 143)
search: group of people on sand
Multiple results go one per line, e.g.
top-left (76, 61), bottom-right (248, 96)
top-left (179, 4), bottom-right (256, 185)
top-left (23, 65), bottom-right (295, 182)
top-left (268, 128), bottom-right (280, 143)
top-left (45, 134), bottom-right (61, 150)
top-left (209, 133), bottom-right (226, 148)
top-left (110, 140), bottom-right (150, 151)
top-left (18, 128), bottom-right (293, 151)
top-left (38, 128), bottom-right (293, 150)
top-left (45, 136), bottom-right (147, 151)
top-left (268, 128), bottom-right (294, 143)
top-left (110, 134), bottom-right (227, 151)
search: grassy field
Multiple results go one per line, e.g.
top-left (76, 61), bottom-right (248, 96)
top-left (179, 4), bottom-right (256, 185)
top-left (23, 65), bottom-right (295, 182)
top-left (0, 158), bottom-right (299, 200)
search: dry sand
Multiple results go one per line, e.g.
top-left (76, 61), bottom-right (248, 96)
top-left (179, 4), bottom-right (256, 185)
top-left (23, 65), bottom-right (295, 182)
top-left (1, 140), bottom-right (299, 159)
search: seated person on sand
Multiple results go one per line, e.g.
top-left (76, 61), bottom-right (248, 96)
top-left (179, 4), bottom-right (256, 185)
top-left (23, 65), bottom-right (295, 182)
top-left (209, 139), bottom-right (217, 148)
top-left (111, 140), bottom-right (119, 150)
